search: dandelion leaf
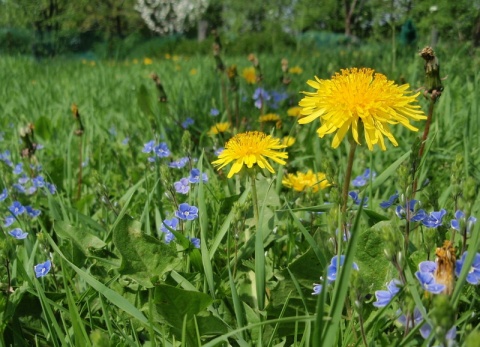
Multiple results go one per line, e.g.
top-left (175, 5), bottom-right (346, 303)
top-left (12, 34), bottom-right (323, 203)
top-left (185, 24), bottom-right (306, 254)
top-left (113, 215), bottom-right (178, 288)
top-left (355, 221), bottom-right (396, 292)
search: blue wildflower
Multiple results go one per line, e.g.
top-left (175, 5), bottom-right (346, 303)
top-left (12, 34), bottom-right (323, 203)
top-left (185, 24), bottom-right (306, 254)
top-left (9, 201), bottom-right (25, 216)
top-left (4, 215), bottom-right (15, 227)
top-left (175, 203), bottom-right (199, 221)
top-left (18, 174), bottom-right (29, 185)
top-left (9, 228), bottom-right (28, 239)
top-left (395, 200), bottom-right (425, 221)
top-left (32, 175), bottom-right (45, 188)
top-left (174, 178), bottom-right (190, 194)
top-left (181, 118), bottom-right (194, 129)
top-left (348, 191), bottom-right (368, 206)
top-left (0, 188), bottom-right (8, 201)
top-left (26, 206), bottom-right (41, 218)
top-left (397, 307), bottom-right (456, 341)
top-left (122, 137), bottom-right (130, 145)
top-left (142, 140), bottom-right (156, 153)
top-left (46, 183), bottom-right (57, 194)
top-left (154, 142), bottom-right (170, 158)
top-left (451, 210), bottom-right (477, 234)
top-left (415, 261), bottom-right (445, 294)
top-left (189, 237), bottom-right (201, 249)
top-left (160, 217), bottom-right (179, 233)
top-left (379, 192), bottom-right (399, 209)
top-left (34, 260), bottom-right (52, 278)
top-left (422, 209), bottom-right (446, 228)
top-left (253, 88), bottom-right (271, 109)
top-left (214, 147), bottom-right (224, 156)
top-left (210, 108), bottom-right (220, 116)
top-left (269, 91), bottom-right (288, 109)
top-left (352, 168), bottom-right (376, 187)
top-left (13, 163), bottom-right (23, 175)
top-left (455, 251), bottom-right (480, 285)
top-left (312, 284), bottom-right (323, 295)
top-left (188, 169), bottom-right (208, 183)
top-left (327, 255), bottom-right (359, 283)
top-left (169, 157), bottom-right (189, 169)
top-left (373, 279), bottom-right (402, 308)
top-left (109, 126), bottom-right (117, 136)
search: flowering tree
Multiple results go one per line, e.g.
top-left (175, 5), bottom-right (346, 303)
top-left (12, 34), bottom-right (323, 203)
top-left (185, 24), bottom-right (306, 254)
top-left (135, 0), bottom-right (209, 34)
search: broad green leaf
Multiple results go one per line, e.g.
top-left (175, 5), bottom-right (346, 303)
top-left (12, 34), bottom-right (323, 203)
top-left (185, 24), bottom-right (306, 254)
top-left (113, 215), bottom-right (179, 288)
top-left (54, 220), bottom-right (106, 256)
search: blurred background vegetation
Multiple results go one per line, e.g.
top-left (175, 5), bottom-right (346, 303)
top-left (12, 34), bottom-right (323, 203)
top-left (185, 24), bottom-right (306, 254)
top-left (0, 0), bottom-right (479, 59)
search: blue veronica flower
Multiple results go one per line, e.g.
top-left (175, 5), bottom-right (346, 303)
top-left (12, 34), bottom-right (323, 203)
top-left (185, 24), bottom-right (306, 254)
top-left (352, 168), bottom-right (376, 187)
top-left (379, 192), bottom-right (399, 209)
top-left (174, 178), bottom-right (190, 194)
top-left (9, 201), bottom-right (25, 216)
top-left (312, 284), bottom-right (323, 295)
top-left (253, 88), bottom-right (271, 109)
top-left (26, 186), bottom-right (37, 195)
top-left (18, 174), bottom-right (29, 185)
top-left (142, 140), bottom-right (156, 153)
top-left (210, 108), bottom-right (220, 116)
top-left (269, 91), bottom-right (288, 109)
top-left (13, 163), bottom-right (23, 175)
top-left (12, 183), bottom-right (25, 194)
top-left (160, 217), bottom-right (179, 233)
top-left (122, 137), bottom-right (130, 145)
top-left (455, 251), bottom-right (480, 285)
top-left (164, 231), bottom-right (175, 244)
top-left (189, 237), bottom-right (201, 249)
top-left (327, 255), bottom-right (359, 283)
top-left (154, 142), bottom-right (170, 158)
top-left (188, 169), bottom-right (208, 184)
top-left (395, 200), bottom-right (424, 221)
top-left (421, 209), bottom-right (446, 228)
top-left (415, 261), bottom-right (445, 294)
top-left (451, 210), bottom-right (477, 234)
top-left (397, 307), bottom-right (456, 341)
top-left (214, 147), bottom-right (224, 156)
top-left (175, 203), bottom-right (199, 221)
top-left (0, 188), bottom-right (8, 201)
top-left (181, 118), bottom-right (194, 129)
top-left (32, 175), bottom-right (45, 188)
top-left (34, 260), bottom-right (52, 278)
top-left (26, 206), bottom-right (41, 218)
top-left (9, 228), bottom-right (28, 239)
top-left (4, 215), bottom-right (15, 227)
top-left (348, 191), bottom-right (368, 206)
top-left (108, 126), bottom-right (117, 136)
top-left (169, 157), bottom-right (189, 169)
top-left (46, 183), bottom-right (57, 194)
top-left (410, 209), bottom-right (428, 222)
top-left (373, 279), bottom-right (402, 308)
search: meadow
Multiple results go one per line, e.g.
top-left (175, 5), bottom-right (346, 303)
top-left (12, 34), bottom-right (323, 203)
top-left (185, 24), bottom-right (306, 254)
top-left (1, 42), bottom-right (480, 346)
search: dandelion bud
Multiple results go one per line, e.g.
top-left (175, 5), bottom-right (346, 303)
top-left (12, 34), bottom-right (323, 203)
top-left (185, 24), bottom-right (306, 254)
top-left (434, 241), bottom-right (456, 295)
top-left (419, 46), bottom-right (443, 96)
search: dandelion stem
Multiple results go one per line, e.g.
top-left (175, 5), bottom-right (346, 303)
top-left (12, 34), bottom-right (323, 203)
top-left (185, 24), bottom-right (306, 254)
top-left (342, 140), bottom-right (357, 230)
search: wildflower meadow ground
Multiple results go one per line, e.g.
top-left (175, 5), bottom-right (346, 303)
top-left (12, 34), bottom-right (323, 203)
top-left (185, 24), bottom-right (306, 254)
top-left (1, 43), bottom-right (480, 346)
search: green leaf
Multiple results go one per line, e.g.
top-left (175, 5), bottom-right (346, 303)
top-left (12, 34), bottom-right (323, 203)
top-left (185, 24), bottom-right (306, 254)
top-left (54, 220), bottom-right (106, 256)
top-left (154, 284), bottom-right (226, 344)
top-left (113, 215), bottom-right (179, 287)
top-left (354, 221), bottom-right (396, 292)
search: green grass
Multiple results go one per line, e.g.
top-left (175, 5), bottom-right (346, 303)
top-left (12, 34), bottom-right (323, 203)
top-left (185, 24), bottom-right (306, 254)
top-left (1, 42), bottom-right (480, 346)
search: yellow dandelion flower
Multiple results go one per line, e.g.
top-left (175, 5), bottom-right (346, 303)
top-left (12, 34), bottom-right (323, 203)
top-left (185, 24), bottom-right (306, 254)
top-left (242, 67), bottom-right (257, 84)
top-left (282, 170), bottom-right (330, 193)
top-left (143, 57), bottom-right (153, 65)
top-left (190, 68), bottom-right (198, 75)
top-left (209, 122), bottom-right (231, 135)
top-left (259, 113), bottom-right (282, 129)
top-left (289, 66), bottom-right (303, 74)
top-left (165, 53), bottom-right (171, 59)
top-left (298, 68), bottom-right (427, 151)
top-left (90, 61), bottom-right (96, 67)
top-left (282, 136), bottom-right (296, 147)
top-left (287, 106), bottom-right (303, 117)
top-left (212, 131), bottom-right (288, 178)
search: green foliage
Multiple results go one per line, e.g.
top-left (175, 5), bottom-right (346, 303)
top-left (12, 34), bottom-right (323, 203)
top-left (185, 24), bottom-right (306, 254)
top-left (0, 40), bottom-right (480, 346)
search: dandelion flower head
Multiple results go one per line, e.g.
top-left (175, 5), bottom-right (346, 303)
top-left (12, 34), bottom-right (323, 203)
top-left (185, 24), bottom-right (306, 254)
top-left (209, 122), bottom-right (231, 135)
top-left (282, 170), bottom-right (330, 193)
top-left (298, 68), bottom-right (427, 151)
top-left (259, 113), bottom-right (282, 129)
top-left (212, 131), bottom-right (288, 178)
top-left (242, 67), bottom-right (257, 84)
